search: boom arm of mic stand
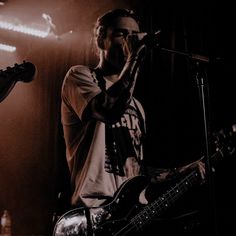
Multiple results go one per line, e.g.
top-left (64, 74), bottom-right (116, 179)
top-left (159, 47), bottom-right (210, 63)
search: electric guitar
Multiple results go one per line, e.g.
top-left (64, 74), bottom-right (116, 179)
top-left (0, 61), bottom-right (36, 102)
top-left (53, 126), bottom-right (235, 236)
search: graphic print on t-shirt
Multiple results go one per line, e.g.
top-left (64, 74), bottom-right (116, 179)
top-left (105, 105), bottom-right (142, 176)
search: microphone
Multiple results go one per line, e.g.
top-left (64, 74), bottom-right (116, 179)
top-left (0, 61), bottom-right (36, 102)
top-left (139, 30), bottom-right (161, 47)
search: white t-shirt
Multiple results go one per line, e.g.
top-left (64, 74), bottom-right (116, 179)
top-left (61, 65), bottom-right (145, 207)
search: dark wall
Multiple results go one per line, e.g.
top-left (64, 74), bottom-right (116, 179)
top-left (0, 1), bottom-right (235, 235)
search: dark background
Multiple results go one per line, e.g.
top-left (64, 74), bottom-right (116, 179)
top-left (0, 0), bottom-right (235, 235)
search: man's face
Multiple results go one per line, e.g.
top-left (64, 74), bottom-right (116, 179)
top-left (102, 16), bottom-right (140, 70)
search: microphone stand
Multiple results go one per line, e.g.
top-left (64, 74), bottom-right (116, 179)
top-left (194, 61), bottom-right (218, 236)
top-left (159, 47), bottom-right (218, 235)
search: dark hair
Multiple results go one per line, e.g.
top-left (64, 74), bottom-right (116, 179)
top-left (94, 8), bottom-right (139, 49)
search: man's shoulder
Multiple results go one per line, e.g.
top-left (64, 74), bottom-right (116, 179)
top-left (65, 65), bottom-right (95, 82)
top-left (68, 65), bottom-right (92, 75)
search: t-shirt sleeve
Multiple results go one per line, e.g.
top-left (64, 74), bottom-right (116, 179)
top-left (61, 65), bottom-right (101, 121)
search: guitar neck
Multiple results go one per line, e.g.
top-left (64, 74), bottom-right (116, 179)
top-left (131, 169), bottom-right (200, 230)
top-left (130, 145), bottom-right (230, 231)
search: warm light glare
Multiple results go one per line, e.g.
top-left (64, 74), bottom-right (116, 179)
top-left (0, 43), bottom-right (16, 52)
top-left (0, 20), bottom-right (49, 38)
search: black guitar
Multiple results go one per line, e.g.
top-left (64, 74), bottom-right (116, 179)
top-left (53, 127), bottom-right (235, 236)
top-left (0, 61), bottom-right (36, 102)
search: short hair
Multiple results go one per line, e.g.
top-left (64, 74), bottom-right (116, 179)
top-left (94, 8), bottom-right (140, 49)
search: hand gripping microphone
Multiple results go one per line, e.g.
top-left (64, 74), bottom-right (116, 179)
top-left (139, 30), bottom-right (161, 48)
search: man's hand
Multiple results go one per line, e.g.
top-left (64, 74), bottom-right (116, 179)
top-left (179, 159), bottom-right (206, 181)
top-left (124, 33), bottom-right (147, 60)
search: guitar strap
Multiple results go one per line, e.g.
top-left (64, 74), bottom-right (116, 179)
top-left (92, 67), bottom-right (146, 175)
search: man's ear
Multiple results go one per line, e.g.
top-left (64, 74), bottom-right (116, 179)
top-left (96, 26), bottom-right (106, 49)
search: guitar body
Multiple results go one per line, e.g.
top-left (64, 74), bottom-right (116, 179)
top-left (53, 127), bottom-right (235, 235)
top-left (53, 175), bottom-right (149, 236)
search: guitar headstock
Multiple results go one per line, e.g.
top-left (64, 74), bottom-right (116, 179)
top-left (0, 61), bottom-right (37, 83)
top-left (0, 61), bottom-right (36, 102)
top-left (213, 124), bottom-right (236, 157)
